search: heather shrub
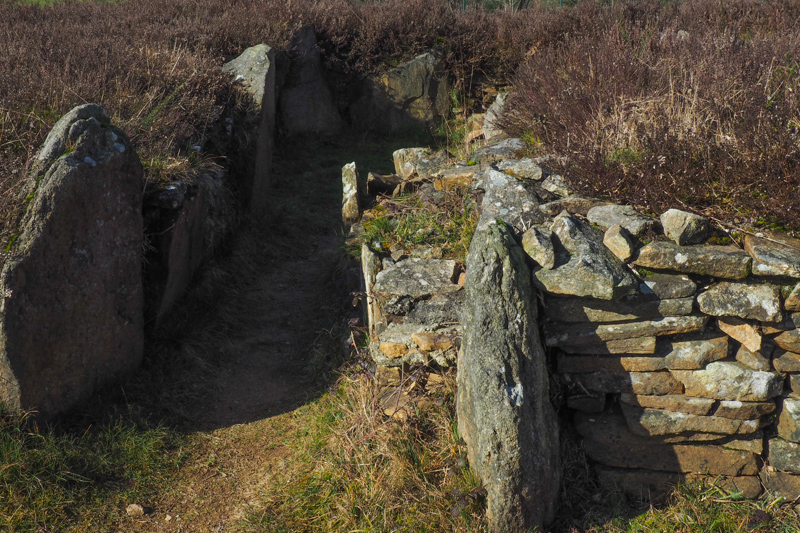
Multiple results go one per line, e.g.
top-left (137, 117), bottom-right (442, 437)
top-left (501, 0), bottom-right (800, 231)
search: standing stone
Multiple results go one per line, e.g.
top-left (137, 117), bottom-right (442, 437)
top-left (0, 104), bottom-right (143, 418)
top-left (342, 162), bottom-right (360, 225)
top-left (223, 44), bottom-right (276, 214)
top-left (361, 244), bottom-right (384, 336)
top-left (457, 222), bottom-right (560, 532)
top-left (483, 92), bottom-right (508, 141)
top-left (279, 25), bottom-right (342, 135)
top-left (660, 209), bottom-right (710, 245)
top-left (697, 282), bottom-right (782, 322)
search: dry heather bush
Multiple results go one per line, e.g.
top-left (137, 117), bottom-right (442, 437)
top-left (501, 0), bottom-right (800, 230)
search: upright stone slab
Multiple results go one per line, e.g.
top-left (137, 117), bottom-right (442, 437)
top-left (342, 162), bottom-right (360, 225)
top-left (0, 104), bottom-right (144, 418)
top-left (223, 44), bottom-right (276, 214)
top-left (457, 221), bottom-right (560, 532)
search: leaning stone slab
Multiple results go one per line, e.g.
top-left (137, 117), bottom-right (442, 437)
top-left (759, 471), bottom-right (800, 499)
top-left (769, 438), bottom-right (800, 474)
top-left (544, 296), bottom-right (693, 323)
top-left (545, 315), bottom-right (708, 348)
top-left (575, 410), bottom-right (757, 475)
top-left (671, 362), bottom-right (784, 402)
top-left (661, 332), bottom-right (729, 370)
top-left (713, 400), bottom-right (776, 420)
top-left (603, 224), bottom-right (635, 262)
top-left (496, 158), bottom-right (543, 181)
top-left (587, 204), bottom-right (656, 236)
top-left (558, 336), bottom-right (657, 355)
top-left (621, 403), bottom-right (761, 437)
top-left (533, 213), bottom-right (638, 300)
top-left (223, 44), bottom-right (275, 213)
top-left (697, 281), bottom-right (782, 322)
top-left (774, 328), bottom-right (800, 353)
top-left (539, 197), bottom-right (611, 217)
top-left (639, 273), bottom-right (697, 299)
top-left (745, 232), bottom-right (800, 279)
top-left (0, 104), bottom-right (143, 418)
top-left (474, 169), bottom-right (544, 230)
top-left (564, 371), bottom-right (683, 395)
top-left (457, 222), bottom-right (560, 532)
top-left (341, 162), bottom-right (360, 225)
top-left (620, 393), bottom-right (715, 416)
top-left (557, 355), bottom-right (666, 373)
top-left (660, 209), bottom-right (710, 245)
top-left (372, 258), bottom-right (460, 299)
top-left (634, 242), bottom-right (751, 279)
top-left (778, 398), bottom-right (800, 443)
top-left (718, 317), bottom-right (763, 353)
top-left (521, 226), bottom-right (555, 269)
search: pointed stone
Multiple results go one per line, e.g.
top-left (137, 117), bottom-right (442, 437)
top-left (672, 362), bottom-right (784, 401)
top-left (735, 344), bottom-right (772, 371)
top-left (697, 281), bottom-right (782, 322)
top-left (786, 283), bottom-right (800, 312)
top-left (634, 242), bottom-right (751, 279)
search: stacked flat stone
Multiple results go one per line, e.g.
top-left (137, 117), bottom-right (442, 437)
top-left (533, 204), bottom-right (800, 501)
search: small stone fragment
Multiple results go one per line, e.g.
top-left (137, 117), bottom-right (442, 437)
top-left (619, 393), bottom-right (715, 416)
top-left (522, 227), bottom-right (555, 270)
top-left (621, 403), bottom-right (761, 437)
top-left (379, 342), bottom-right (409, 359)
top-left (639, 273), bottom-right (698, 299)
top-left (713, 400), bottom-right (776, 420)
top-left (603, 224), bottom-right (635, 262)
top-left (774, 329), bottom-right (800, 353)
top-left (672, 362), bottom-right (784, 402)
top-left (376, 366), bottom-right (402, 386)
top-left (126, 504), bottom-right (145, 517)
top-left (718, 317), bottom-right (762, 353)
top-left (380, 387), bottom-right (413, 420)
top-left (411, 332), bottom-right (454, 352)
top-left (565, 371), bottom-right (683, 395)
top-left (697, 281), bottom-right (782, 322)
top-left (660, 209), bottom-right (710, 245)
top-left (785, 284), bottom-right (800, 312)
top-left (773, 349), bottom-right (800, 373)
top-left (735, 344), bottom-right (772, 371)
top-left (634, 242), bottom-right (752, 279)
top-left (587, 204), bottom-right (655, 236)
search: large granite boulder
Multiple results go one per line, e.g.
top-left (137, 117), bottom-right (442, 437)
top-left (223, 44), bottom-right (276, 214)
top-left (0, 104), bottom-right (144, 418)
top-left (279, 25), bottom-right (343, 135)
top-left (457, 221), bottom-right (560, 532)
top-left (350, 48), bottom-right (450, 132)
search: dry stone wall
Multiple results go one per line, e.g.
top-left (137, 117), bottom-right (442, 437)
top-left (355, 136), bottom-right (800, 528)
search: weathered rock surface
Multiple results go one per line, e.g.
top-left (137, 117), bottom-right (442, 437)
top-left (457, 222), bottom-right (560, 532)
top-left (718, 317), bottom-right (763, 352)
top-left (639, 273), bottom-right (697, 299)
top-left (736, 345), bottom-right (772, 371)
top-left (672, 362), bottom-right (784, 402)
top-left (0, 104), bottom-right (143, 417)
top-left (759, 471), bottom-right (800, 499)
top-left (533, 213), bottom-right (638, 301)
top-left (544, 296), bottom-right (694, 323)
top-left (620, 393), bottom-right (715, 416)
top-left (778, 398), bottom-right (800, 443)
top-left (745, 232), bottom-right (800, 279)
top-left (774, 328), bottom-right (800, 353)
top-left (539, 197), bottom-right (611, 217)
top-left (393, 147), bottom-right (449, 180)
top-left (722, 432), bottom-right (764, 454)
top-left (433, 167), bottom-right (474, 191)
top-left (223, 44), bottom-right (275, 213)
top-left (496, 158), bottom-right (543, 181)
top-left (697, 282), bottom-right (782, 322)
top-left (482, 92), bottom-right (507, 140)
top-left (280, 25), bottom-right (342, 135)
top-left (564, 371), bottom-right (683, 395)
top-left (351, 48), bottom-right (449, 131)
top-left (558, 336), bottom-right (658, 355)
top-left (372, 258), bottom-right (460, 300)
top-left (769, 438), bottom-right (800, 474)
top-left (575, 410), bottom-right (758, 475)
top-left (634, 242), bottom-right (752, 279)
top-left (660, 332), bottom-right (729, 370)
top-left (370, 322), bottom-right (460, 367)
top-left (621, 403), bottom-right (761, 437)
top-left (786, 284), bottom-right (800, 312)
top-left (660, 209), bottom-right (710, 245)
top-left (540, 173), bottom-right (571, 198)
top-left (603, 224), bottom-right (635, 262)
top-left (773, 349), bottom-right (800, 373)
top-left (521, 227), bottom-right (555, 269)
top-left (587, 204), bottom-right (655, 236)
top-left (474, 169), bottom-right (544, 230)
top-left (558, 355), bottom-right (666, 373)
top-left (342, 162), bottom-right (360, 225)
top-left (714, 400), bottom-right (775, 420)
top-left (471, 137), bottom-right (526, 164)
top-left (361, 244), bottom-right (384, 336)
top-left (545, 315), bottom-right (708, 348)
